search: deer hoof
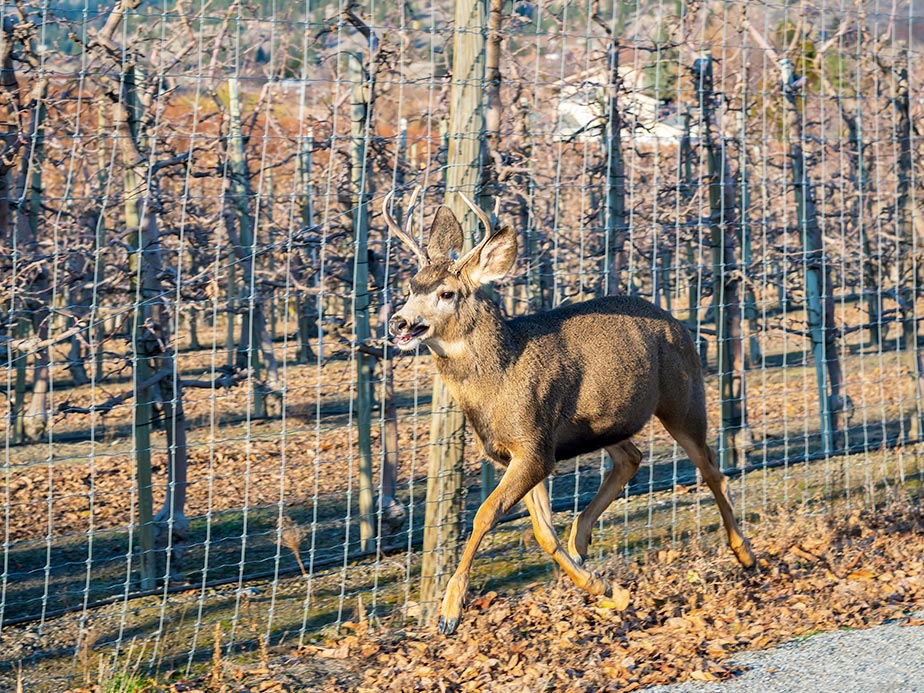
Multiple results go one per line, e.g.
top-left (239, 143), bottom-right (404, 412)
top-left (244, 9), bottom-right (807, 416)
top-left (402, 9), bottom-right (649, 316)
top-left (582, 572), bottom-right (611, 596)
top-left (438, 615), bottom-right (460, 635)
top-left (567, 519), bottom-right (590, 565)
top-left (567, 543), bottom-right (589, 566)
top-left (738, 539), bottom-right (757, 570)
top-left (566, 540), bottom-right (588, 564)
top-left (438, 574), bottom-right (468, 635)
top-left (734, 539), bottom-right (757, 570)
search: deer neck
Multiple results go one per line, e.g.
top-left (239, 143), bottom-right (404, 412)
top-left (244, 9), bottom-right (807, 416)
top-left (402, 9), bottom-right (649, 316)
top-left (429, 295), bottom-right (511, 385)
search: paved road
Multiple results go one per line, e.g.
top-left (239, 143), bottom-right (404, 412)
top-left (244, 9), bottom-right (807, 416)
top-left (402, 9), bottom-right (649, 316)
top-left (645, 615), bottom-right (924, 693)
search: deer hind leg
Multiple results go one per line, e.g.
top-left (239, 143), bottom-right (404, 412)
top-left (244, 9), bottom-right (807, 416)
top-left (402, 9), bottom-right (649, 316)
top-left (661, 422), bottom-right (756, 569)
top-left (567, 440), bottom-right (642, 564)
top-left (523, 479), bottom-right (630, 607)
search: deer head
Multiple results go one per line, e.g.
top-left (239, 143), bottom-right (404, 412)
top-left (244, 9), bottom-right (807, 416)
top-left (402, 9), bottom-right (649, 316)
top-left (384, 188), bottom-right (517, 355)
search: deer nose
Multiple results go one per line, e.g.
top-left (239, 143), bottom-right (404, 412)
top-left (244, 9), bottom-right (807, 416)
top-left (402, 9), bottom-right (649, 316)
top-left (389, 314), bottom-right (409, 336)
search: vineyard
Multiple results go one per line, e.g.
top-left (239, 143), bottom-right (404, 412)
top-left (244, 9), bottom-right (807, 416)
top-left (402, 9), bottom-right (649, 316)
top-left (1, 0), bottom-right (923, 689)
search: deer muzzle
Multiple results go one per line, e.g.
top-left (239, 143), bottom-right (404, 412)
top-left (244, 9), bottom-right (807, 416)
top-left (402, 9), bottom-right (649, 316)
top-left (389, 312), bottom-right (429, 351)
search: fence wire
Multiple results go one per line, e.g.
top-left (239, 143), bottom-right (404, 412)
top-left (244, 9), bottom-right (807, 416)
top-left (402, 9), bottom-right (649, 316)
top-left (1, 0), bottom-right (923, 688)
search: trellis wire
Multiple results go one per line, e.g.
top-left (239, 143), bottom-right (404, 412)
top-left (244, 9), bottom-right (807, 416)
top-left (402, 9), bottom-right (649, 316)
top-left (0, 0), bottom-right (922, 689)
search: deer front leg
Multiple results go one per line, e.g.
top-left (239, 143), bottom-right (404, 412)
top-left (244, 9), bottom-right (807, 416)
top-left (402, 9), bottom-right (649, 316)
top-left (438, 455), bottom-right (548, 635)
top-left (524, 480), bottom-right (630, 608)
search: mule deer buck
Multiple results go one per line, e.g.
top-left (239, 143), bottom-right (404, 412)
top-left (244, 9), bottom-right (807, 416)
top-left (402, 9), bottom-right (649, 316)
top-left (384, 187), bottom-right (756, 635)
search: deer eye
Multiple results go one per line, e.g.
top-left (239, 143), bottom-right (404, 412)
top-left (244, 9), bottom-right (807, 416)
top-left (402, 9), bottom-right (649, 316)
top-left (439, 290), bottom-right (455, 301)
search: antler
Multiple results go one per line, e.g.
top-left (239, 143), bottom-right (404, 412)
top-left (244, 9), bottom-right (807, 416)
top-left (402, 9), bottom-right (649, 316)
top-left (383, 185), bottom-right (426, 266)
top-left (458, 191), bottom-right (495, 237)
top-left (454, 192), bottom-right (503, 271)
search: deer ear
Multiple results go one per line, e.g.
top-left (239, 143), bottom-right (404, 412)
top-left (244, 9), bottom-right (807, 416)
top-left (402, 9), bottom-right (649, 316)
top-left (427, 206), bottom-right (464, 261)
top-left (460, 225), bottom-right (517, 286)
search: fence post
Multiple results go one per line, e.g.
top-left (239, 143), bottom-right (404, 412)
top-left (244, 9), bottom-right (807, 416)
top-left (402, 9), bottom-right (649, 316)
top-left (419, 0), bottom-right (486, 623)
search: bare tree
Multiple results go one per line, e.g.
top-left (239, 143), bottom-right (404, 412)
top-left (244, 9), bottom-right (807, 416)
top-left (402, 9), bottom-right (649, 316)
top-left (693, 53), bottom-right (751, 468)
top-left (0, 15), bottom-right (51, 442)
top-left (81, 0), bottom-right (198, 585)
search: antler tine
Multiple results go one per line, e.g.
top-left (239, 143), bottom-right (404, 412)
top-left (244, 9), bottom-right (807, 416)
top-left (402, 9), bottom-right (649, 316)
top-left (383, 187), bottom-right (427, 266)
top-left (403, 184), bottom-right (422, 237)
top-left (458, 191), bottom-right (494, 238)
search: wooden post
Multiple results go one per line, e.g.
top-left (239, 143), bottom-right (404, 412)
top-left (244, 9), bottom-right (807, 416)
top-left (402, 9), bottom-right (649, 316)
top-left (419, 0), bottom-right (486, 622)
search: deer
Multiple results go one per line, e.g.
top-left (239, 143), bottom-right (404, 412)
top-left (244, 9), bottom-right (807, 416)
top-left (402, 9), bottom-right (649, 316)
top-left (383, 186), bottom-right (756, 635)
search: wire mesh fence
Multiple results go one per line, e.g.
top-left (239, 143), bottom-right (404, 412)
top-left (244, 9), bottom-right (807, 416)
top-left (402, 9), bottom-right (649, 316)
top-left (1, 0), bottom-right (923, 688)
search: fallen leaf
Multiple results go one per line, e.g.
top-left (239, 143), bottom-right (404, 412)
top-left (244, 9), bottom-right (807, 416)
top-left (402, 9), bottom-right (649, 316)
top-left (470, 591), bottom-right (498, 610)
top-left (598, 588), bottom-right (631, 611)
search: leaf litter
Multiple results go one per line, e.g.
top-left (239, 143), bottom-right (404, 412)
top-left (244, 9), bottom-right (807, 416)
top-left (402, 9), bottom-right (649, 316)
top-left (66, 500), bottom-right (924, 692)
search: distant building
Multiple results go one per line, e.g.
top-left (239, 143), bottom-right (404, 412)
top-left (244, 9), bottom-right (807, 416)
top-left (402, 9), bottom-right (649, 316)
top-left (554, 66), bottom-right (696, 145)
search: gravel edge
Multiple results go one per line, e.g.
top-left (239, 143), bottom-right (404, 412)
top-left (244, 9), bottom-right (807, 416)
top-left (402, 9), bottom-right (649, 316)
top-left (643, 613), bottom-right (924, 693)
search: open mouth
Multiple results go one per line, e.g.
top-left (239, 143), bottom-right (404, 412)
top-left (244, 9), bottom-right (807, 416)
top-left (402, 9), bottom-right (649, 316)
top-left (395, 324), bottom-right (428, 349)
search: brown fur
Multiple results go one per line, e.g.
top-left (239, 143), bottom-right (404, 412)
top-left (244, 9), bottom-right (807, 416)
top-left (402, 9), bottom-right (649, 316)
top-left (437, 295), bottom-right (705, 466)
top-left (386, 194), bottom-right (756, 635)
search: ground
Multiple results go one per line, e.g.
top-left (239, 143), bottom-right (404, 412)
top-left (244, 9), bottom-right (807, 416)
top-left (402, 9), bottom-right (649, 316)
top-left (60, 500), bottom-right (924, 692)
